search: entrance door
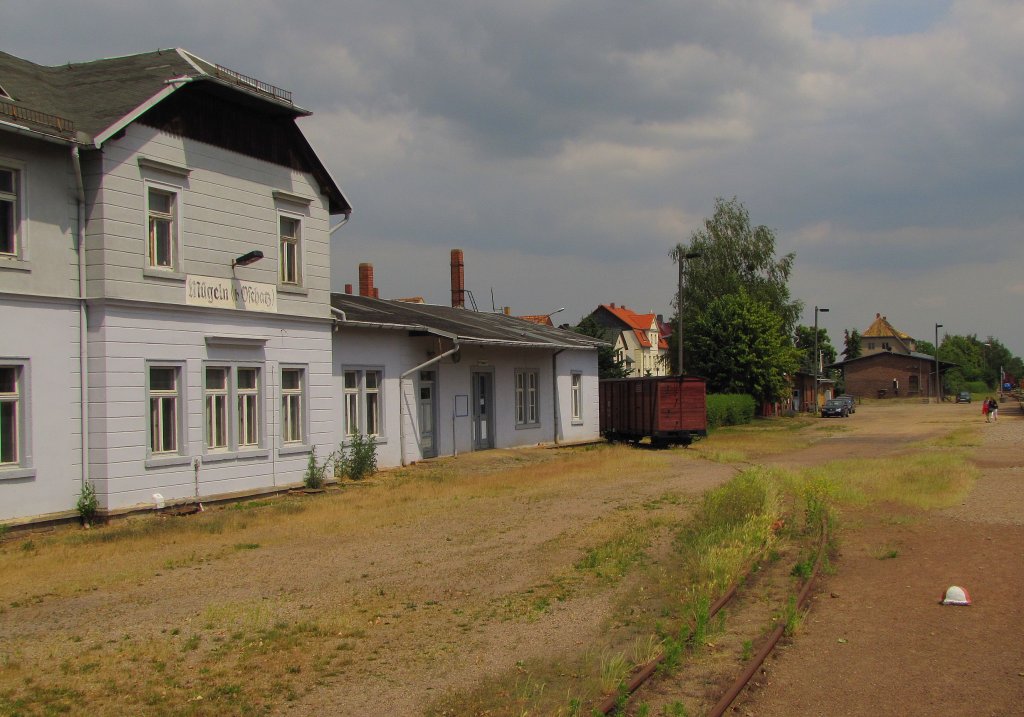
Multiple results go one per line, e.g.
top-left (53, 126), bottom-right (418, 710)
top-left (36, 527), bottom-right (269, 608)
top-left (418, 370), bottom-right (437, 458)
top-left (472, 370), bottom-right (494, 450)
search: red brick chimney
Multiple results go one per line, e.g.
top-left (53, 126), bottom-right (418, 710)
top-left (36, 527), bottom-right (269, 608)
top-left (451, 249), bottom-right (465, 309)
top-left (344, 283), bottom-right (353, 295)
top-left (358, 263), bottom-right (374, 298)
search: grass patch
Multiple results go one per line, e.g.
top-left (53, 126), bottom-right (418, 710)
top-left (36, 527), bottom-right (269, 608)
top-left (803, 451), bottom-right (977, 510)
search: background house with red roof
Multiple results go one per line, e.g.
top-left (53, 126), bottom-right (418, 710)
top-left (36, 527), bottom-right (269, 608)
top-left (584, 303), bottom-right (670, 377)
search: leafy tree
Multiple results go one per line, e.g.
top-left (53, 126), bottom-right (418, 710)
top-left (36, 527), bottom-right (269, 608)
top-left (572, 316), bottom-right (628, 379)
top-left (671, 196), bottom-right (801, 330)
top-left (915, 339), bottom-right (935, 357)
top-left (687, 290), bottom-right (800, 404)
top-left (842, 329), bottom-right (862, 360)
top-left (794, 325), bottom-right (836, 374)
top-left (667, 198), bottom-right (801, 402)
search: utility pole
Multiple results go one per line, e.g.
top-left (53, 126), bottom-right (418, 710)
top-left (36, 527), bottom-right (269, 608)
top-left (814, 306), bottom-right (829, 412)
top-left (675, 247), bottom-right (702, 376)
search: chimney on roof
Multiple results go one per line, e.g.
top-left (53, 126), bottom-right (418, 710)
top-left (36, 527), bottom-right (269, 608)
top-left (504, 306), bottom-right (511, 315)
top-left (610, 302), bottom-right (616, 309)
top-left (344, 283), bottom-right (353, 295)
top-left (358, 263), bottom-right (374, 298)
top-left (451, 249), bottom-right (465, 309)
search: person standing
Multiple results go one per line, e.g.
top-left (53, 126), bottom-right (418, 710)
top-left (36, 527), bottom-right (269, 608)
top-left (989, 397), bottom-right (999, 422)
top-left (983, 398), bottom-right (991, 422)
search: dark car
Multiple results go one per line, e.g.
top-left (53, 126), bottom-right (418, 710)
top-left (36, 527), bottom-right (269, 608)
top-left (956, 391), bottom-right (971, 403)
top-left (821, 399), bottom-right (849, 418)
top-left (836, 394), bottom-right (856, 414)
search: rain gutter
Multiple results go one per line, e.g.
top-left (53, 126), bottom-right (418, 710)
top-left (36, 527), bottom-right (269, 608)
top-left (71, 146), bottom-right (89, 490)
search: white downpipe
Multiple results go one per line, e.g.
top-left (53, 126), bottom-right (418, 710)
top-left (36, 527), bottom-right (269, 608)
top-left (551, 349), bottom-right (565, 445)
top-left (399, 343), bottom-right (460, 466)
top-left (71, 147), bottom-right (89, 490)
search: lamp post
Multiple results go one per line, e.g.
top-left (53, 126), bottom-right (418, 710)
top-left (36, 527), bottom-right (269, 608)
top-left (813, 306), bottom-right (829, 412)
top-left (934, 323), bottom-right (943, 403)
top-left (675, 248), bottom-right (701, 376)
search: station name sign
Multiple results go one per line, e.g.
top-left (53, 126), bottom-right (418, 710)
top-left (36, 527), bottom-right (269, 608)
top-left (185, 275), bottom-right (278, 313)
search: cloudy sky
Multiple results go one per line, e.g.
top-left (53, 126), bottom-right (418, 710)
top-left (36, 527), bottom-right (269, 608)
top-left (6, 0), bottom-right (1023, 353)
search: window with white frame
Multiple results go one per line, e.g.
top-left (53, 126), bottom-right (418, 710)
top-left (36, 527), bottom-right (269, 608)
top-left (148, 365), bottom-right (181, 454)
top-left (279, 215), bottom-right (302, 285)
top-left (515, 369), bottom-right (539, 427)
top-left (0, 167), bottom-right (19, 258)
top-left (281, 367), bottom-right (305, 444)
top-left (204, 367), bottom-right (229, 451)
top-left (571, 372), bottom-right (582, 422)
top-left (0, 364), bottom-right (23, 466)
top-left (237, 367), bottom-right (260, 448)
top-left (343, 368), bottom-right (383, 436)
top-left (147, 186), bottom-right (178, 270)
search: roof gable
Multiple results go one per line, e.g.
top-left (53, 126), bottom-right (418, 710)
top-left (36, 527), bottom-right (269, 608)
top-left (0, 48), bottom-right (350, 215)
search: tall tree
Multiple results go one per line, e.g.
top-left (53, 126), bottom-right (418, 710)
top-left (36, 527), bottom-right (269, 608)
top-left (671, 196), bottom-right (801, 336)
top-left (688, 290), bottom-right (800, 404)
top-left (794, 325), bottom-right (836, 374)
top-left (668, 197), bottom-right (801, 387)
top-left (842, 329), bottom-right (862, 360)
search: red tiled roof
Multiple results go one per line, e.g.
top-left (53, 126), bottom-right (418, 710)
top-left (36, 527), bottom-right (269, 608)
top-left (602, 304), bottom-right (657, 332)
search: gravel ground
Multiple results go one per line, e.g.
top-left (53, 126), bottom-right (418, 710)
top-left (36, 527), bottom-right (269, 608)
top-left (736, 400), bottom-right (1024, 716)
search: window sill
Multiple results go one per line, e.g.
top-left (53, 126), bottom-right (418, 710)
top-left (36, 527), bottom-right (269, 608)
top-left (514, 423), bottom-right (541, 431)
top-left (571, 420), bottom-right (585, 427)
top-left (278, 284), bottom-right (308, 296)
top-left (145, 454), bottom-right (192, 469)
top-left (342, 436), bottom-right (387, 446)
top-left (235, 448), bottom-right (270, 460)
top-left (0, 466), bottom-right (36, 481)
top-left (200, 451), bottom-right (236, 464)
top-left (0, 258), bottom-right (32, 273)
top-left (278, 443), bottom-right (311, 456)
top-left (143, 267), bottom-right (186, 282)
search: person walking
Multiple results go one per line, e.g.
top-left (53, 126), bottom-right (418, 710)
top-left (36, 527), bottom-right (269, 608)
top-left (983, 398), bottom-right (991, 422)
top-left (989, 397), bottom-right (999, 422)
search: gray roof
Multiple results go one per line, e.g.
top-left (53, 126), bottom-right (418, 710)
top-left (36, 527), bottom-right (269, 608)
top-left (827, 351), bottom-right (957, 369)
top-left (0, 48), bottom-right (349, 214)
top-left (0, 48), bottom-right (303, 140)
top-left (331, 294), bottom-right (607, 351)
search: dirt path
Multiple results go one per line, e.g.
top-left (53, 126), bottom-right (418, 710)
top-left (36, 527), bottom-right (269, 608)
top-left (737, 401), bottom-right (1024, 716)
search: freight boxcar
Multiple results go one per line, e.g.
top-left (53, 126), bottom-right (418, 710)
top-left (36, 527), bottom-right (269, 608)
top-left (599, 376), bottom-right (707, 447)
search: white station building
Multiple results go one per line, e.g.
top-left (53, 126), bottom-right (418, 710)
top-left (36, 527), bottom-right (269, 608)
top-left (0, 49), bottom-right (602, 525)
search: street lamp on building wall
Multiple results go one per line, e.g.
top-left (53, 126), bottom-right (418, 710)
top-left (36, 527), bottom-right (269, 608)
top-left (675, 248), bottom-right (702, 376)
top-left (934, 323), bottom-right (943, 403)
top-left (814, 306), bottom-right (829, 412)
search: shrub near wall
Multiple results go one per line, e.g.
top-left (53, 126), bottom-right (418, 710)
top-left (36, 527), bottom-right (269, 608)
top-left (706, 393), bottom-right (756, 430)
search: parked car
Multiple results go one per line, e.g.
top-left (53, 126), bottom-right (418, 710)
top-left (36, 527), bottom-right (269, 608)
top-left (821, 399), bottom-right (849, 418)
top-left (956, 391), bottom-right (972, 403)
top-left (836, 394), bottom-right (856, 414)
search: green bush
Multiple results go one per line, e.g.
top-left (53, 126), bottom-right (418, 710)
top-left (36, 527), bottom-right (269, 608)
top-left (335, 433), bottom-right (378, 481)
top-left (706, 393), bottom-right (756, 429)
top-left (303, 446), bottom-right (334, 489)
top-left (962, 381), bottom-right (988, 395)
top-left (76, 481), bottom-right (99, 524)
